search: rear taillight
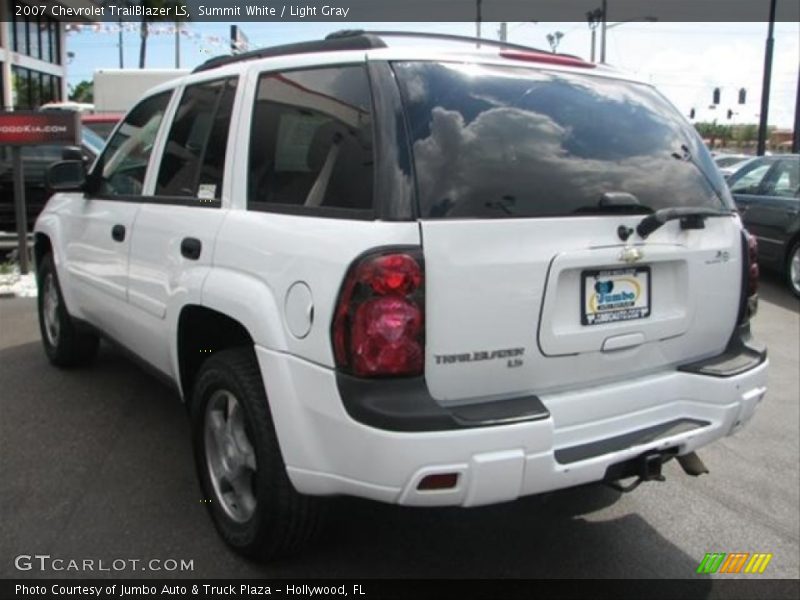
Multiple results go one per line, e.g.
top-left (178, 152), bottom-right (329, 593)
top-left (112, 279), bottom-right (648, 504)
top-left (333, 249), bottom-right (425, 377)
top-left (746, 232), bottom-right (759, 297)
top-left (737, 231), bottom-right (759, 324)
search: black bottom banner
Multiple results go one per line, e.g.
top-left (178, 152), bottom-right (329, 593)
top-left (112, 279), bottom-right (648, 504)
top-left (2, 579), bottom-right (800, 600)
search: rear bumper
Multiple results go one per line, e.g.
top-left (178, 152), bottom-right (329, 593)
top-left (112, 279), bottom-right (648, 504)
top-left (257, 346), bottom-right (767, 507)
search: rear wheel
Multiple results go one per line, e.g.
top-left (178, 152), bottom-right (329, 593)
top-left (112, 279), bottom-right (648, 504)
top-left (787, 242), bottom-right (800, 299)
top-left (36, 253), bottom-right (99, 367)
top-left (191, 347), bottom-right (323, 560)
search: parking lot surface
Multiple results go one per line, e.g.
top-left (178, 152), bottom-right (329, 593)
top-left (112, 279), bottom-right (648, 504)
top-left (1, 273), bottom-right (798, 580)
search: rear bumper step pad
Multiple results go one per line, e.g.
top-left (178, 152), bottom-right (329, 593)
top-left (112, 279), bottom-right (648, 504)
top-left (554, 418), bottom-right (710, 464)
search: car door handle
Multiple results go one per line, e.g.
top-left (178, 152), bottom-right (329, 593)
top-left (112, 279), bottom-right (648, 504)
top-left (180, 237), bottom-right (202, 260)
top-left (111, 224), bottom-right (126, 242)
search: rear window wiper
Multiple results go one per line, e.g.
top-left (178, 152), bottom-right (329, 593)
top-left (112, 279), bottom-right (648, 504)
top-left (636, 206), bottom-right (732, 239)
top-left (574, 192), bottom-right (653, 215)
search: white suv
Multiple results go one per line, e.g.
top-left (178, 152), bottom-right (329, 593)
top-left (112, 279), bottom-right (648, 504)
top-left (35, 31), bottom-right (768, 560)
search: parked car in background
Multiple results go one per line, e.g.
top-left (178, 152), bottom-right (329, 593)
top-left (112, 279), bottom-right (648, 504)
top-left (40, 101), bottom-right (95, 113)
top-left (714, 153), bottom-right (752, 179)
top-left (0, 126), bottom-right (104, 232)
top-left (728, 154), bottom-right (800, 297)
top-left (81, 112), bottom-right (124, 139)
top-left (714, 153), bottom-right (749, 168)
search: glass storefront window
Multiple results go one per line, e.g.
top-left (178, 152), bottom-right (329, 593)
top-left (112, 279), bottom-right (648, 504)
top-left (14, 14), bottom-right (28, 54)
top-left (50, 21), bottom-right (60, 64)
top-left (40, 19), bottom-right (51, 64)
top-left (10, 4), bottom-right (61, 64)
top-left (11, 66), bottom-right (61, 110)
top-left (29, 17), bottom-right (40, 60)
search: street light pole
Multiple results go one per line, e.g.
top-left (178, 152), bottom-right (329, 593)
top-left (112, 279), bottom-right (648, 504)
top-left (476, 0), bottom-right (482, 48)
top-left (600, 0), bottom-right (608, 63)
top-left (587, 8), bottom-right (602, 63)
top-left (756, 0), bottom-right (777, 156)
top-left (118, 17), bottom-right (123, 68)
top-left (174, 22), bottom-right (180, 68)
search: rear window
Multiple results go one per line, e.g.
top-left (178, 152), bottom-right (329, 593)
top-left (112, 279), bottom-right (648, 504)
top-left (393, 62), bottom-right (731, 219)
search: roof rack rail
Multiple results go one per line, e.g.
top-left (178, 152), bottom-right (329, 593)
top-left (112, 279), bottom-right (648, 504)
top-left (326, 29), bottom-right (585, 62)
top-left (192, 29), bottom-right (588, 75)
top-left (192, 33), bottom-right (386, 73)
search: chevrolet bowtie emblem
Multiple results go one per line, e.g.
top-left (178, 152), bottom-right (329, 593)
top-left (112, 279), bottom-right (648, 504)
top-left (619, 246), bottom-right (643, 263)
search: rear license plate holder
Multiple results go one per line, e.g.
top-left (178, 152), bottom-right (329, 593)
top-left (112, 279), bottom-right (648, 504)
top-left (582, 266), bottom-right (651, 326)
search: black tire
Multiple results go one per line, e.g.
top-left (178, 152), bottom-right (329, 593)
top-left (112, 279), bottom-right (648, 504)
top-left (190, 347), bottom-right (323, 561)
top-left (36, 253), bottom-right (99, 367)
top-left (787, 241), bottom-right (800, 299)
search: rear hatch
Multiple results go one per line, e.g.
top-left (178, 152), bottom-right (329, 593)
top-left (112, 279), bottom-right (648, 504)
top-left (392, 61), bottom-right (741, 404)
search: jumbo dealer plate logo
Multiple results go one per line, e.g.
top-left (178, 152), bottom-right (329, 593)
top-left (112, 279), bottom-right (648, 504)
top-left (591, 278), bottom-right (640, 312)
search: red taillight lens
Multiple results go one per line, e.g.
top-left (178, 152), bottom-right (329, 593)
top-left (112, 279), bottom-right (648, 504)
top-left (352, 297), bottom-right (423, 375)
top-left (360, 253), bottom-right (422, 296)
top-left (747, 233), bottom-right (759, 297)
top-left (737, 231), bottom-right (759, 325)
top-left (333, 250), bottom-right (425, 377)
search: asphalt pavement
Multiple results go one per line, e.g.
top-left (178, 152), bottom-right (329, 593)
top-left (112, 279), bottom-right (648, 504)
top-left (1, 272), bottom-right (798, 582)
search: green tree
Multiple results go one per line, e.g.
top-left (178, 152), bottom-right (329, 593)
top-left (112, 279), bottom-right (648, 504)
top-left (69, 80), bottom-right (93, 103)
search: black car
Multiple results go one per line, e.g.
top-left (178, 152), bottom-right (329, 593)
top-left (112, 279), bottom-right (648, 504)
top-left (0, 127), bottom-right (105, 233)
top-left (728, 154), bottom-right (800, 297)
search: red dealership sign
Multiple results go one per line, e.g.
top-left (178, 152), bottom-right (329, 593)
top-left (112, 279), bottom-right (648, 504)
top-left (0, 111), bottom-right (80, 146)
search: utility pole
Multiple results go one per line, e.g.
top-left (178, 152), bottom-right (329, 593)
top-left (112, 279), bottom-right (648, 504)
top-left (174, 23), bottom-right (180, 68)
top-left (476, 0), bottom-right (482, 48)
top-left (587, 8), bottom-right (602, 62)
top-left (756, 0), bottom-right (777, 156)
top-left (118, 17), bottom-right (123, 68)
top-left (600, 0), bottom-right (608, 63)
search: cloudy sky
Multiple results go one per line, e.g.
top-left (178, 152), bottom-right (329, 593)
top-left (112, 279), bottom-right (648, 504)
top-left (66, 21), bottom-right (799, 129)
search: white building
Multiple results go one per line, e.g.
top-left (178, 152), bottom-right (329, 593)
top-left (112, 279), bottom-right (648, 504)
top-left (0, 0), bottom-right (98, 110)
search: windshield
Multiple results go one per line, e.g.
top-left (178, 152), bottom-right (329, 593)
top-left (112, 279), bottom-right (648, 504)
top-left (393, 62), bottom-right (732, 219)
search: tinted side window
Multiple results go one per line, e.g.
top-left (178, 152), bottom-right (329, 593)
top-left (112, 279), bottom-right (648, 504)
top-left (248, 66), bottom-right (374, 214)
top-left (95, 92), bottom-right (171, 196)
top-left (762, 159), bottom-right (799, 198)
top-left (729, 161), bottom-right (771, 195)
top-left (157, 78), bottom-right (237, 199)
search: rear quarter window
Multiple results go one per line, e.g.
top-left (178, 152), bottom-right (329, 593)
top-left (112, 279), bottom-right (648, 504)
top-left (393, 61), bottom-right (731, 219)
top-left (247, 65), bottom-right (375, 217)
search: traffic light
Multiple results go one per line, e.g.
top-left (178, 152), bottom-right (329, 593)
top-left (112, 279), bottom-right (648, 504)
top-left (727, 109), bottom-right (734, 120)
top-left (738, 88), bottom-right (747, 104)
top-left (689, 108), bottom-right (696, 119)
top-left (713, 88), bottom-right (721, 104)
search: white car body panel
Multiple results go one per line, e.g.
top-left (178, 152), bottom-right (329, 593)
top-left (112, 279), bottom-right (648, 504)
top-left (421, 215), bottom-right (742, 402)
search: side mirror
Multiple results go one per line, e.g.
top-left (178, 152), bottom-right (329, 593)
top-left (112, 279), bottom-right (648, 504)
top-left (46, 160), bottom-right (87, 192)
top-left (61, 146), bottom-right (84, 161)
